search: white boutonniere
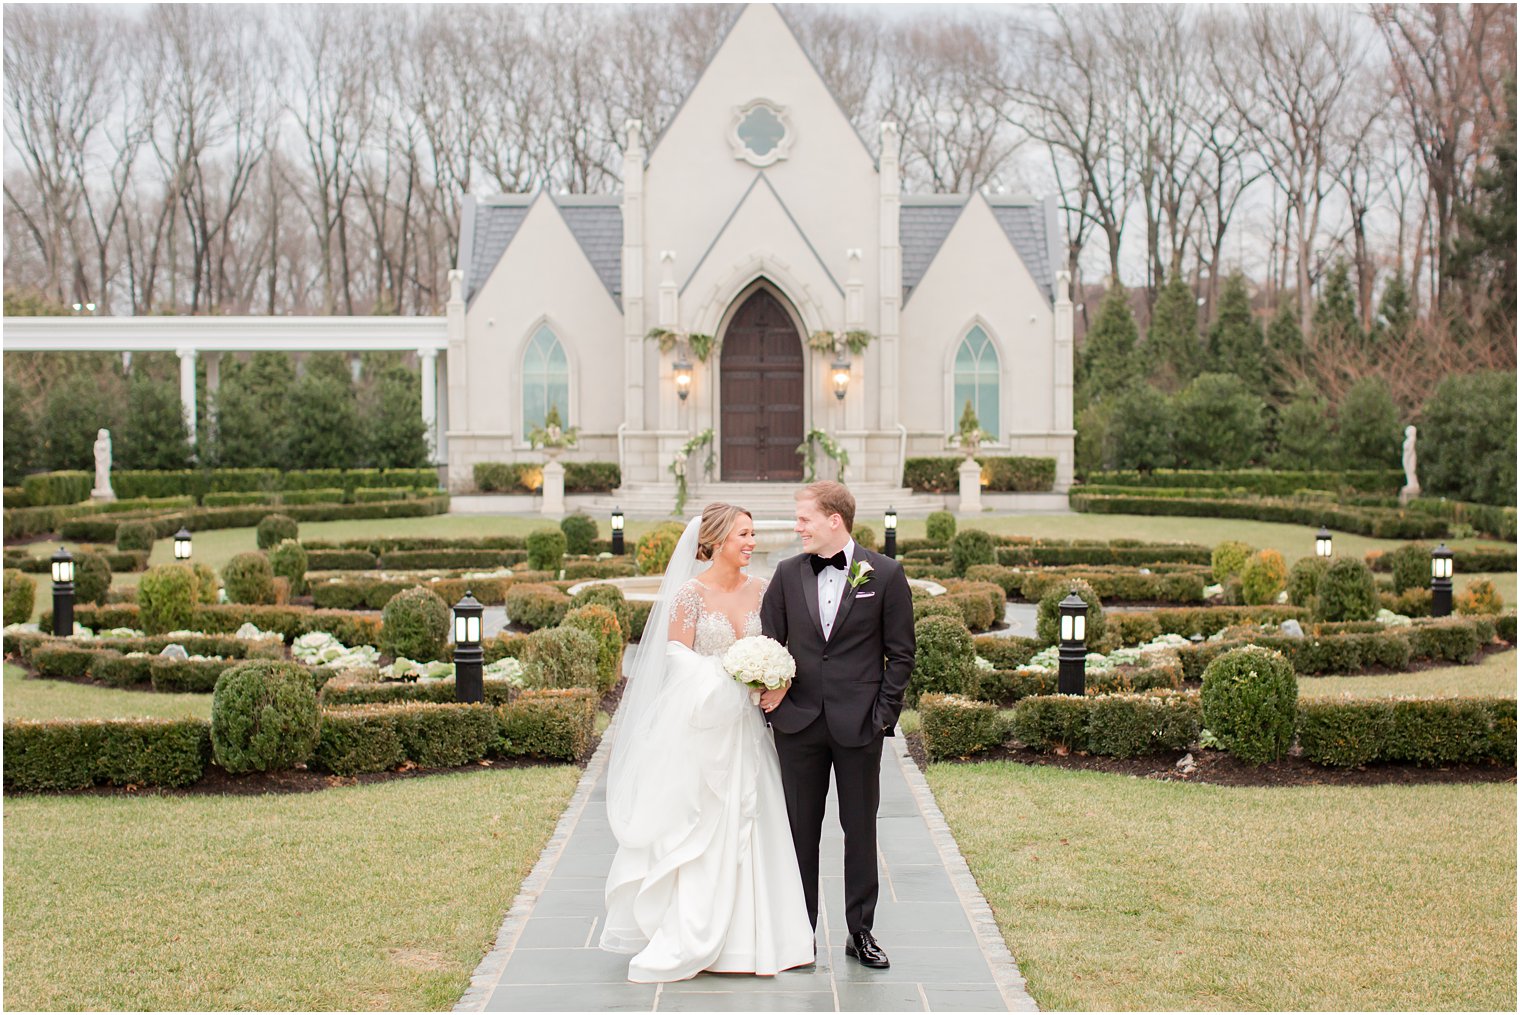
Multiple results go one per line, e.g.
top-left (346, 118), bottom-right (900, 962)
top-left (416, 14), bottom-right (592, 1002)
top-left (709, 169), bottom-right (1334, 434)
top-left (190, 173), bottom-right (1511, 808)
top-left (847, 560), bottom-right (874, 589)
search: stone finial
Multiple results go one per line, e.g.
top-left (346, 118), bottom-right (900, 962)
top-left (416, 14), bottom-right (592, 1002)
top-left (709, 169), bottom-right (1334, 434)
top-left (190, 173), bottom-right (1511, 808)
top-left (448, 269), bottom-right (463, 303)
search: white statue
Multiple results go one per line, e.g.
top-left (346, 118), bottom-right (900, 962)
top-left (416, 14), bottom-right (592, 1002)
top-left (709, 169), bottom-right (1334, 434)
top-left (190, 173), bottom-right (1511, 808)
top-left (1399, 425), bottom-right (1420, 505)
top-left (91, 428), bottom-right (116, 502)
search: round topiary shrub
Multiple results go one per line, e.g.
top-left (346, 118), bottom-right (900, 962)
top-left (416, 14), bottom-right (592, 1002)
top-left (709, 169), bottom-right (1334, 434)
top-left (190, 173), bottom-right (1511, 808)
top-left (571, 584), bottom-right (631, 640)
top-left (1383, 543), bottom-right (1432, 595)
top-left (115, 520), bottom-right (158, 553)
top-left (137, 564), bottom-right (199, 634)
top-left (190, 562), bottom-right (221, 605)
top-left (223, 551), bottom-right (276, 605)
top-left (210, 659), bottom-right (321, 774)
top-left (908, 615), bottom-right (977, 706)
top-left (925, 511), bottom-right (957, 545)
top-left (1314, 558), bottom-right (1379, 622)
top-left (561, 604), bottom-right (625, 694)
top-left (527, 529), bottom-right (568, 572)
top-left (950, 529), bottom-right (996, 575)
top-left (3, 568), bottom-right (35, 625)
top-left (256, 513), bottom-right (299, 551)
top-left (1457, 578), bottom-right (1505, 616)
top-left (520, 625), bottom-right (602, 690)
top-left (1200, 646), bottom-right (1297, 764)
top-left (1240, 549), bottom-right (1289, 606)
top-left (73, 550), bottom-right (112, 606)
top-left (852, 524), bottom-right (879, 552)
top-left (1211, 540), bottom-right (1254, 583)
top-left (559, 513), bottom-right (599, 556)
top-left (635, 524), bottom-right (686, 576)
top-left (505, 583), bottom-right (571, 630)
top-left (1286, 557), bottom-right (1329, 608)
top-left (1035, 578), bottom-right (1106, 646)
top-left (380, 586), bottom-right (450, 661)
top-left (914, 597), bottom-right (966, 625)
top-left (268, 538), bottom-right (309, 596)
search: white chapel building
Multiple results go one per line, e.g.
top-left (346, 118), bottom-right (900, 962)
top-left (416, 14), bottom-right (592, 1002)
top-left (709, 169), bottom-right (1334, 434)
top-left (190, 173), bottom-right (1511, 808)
top-left (446, 2), bottom-right (1074, 505)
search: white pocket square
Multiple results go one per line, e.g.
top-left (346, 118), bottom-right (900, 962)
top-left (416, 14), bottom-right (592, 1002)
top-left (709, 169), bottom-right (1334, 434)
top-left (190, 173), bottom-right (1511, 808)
top-left (855, 591), bottom-right (876, 599)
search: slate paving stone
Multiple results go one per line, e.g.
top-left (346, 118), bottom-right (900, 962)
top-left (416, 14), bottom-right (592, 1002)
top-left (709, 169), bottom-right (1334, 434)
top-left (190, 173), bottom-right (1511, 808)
top-left (464, 737), bottom-right (1033, 1012)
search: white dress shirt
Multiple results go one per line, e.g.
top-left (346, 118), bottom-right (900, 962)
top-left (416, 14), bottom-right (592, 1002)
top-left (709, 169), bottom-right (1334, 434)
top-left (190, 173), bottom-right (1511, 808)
top-left (815, 539), bottom-right (856, 640)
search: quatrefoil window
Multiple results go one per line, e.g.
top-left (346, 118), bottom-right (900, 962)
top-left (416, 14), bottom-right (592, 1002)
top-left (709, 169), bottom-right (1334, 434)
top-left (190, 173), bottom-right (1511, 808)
top-left (730, 100), bottom-right (792, 167)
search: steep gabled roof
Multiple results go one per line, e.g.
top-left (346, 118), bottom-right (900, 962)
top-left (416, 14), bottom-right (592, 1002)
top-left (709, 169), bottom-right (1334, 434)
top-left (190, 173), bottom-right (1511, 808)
top-left (987, 196), bottom-right (1059, 305)
top-left (461, 194), bottom-right (623, 309)
top-left (900, 196), bottom-right (967, 302)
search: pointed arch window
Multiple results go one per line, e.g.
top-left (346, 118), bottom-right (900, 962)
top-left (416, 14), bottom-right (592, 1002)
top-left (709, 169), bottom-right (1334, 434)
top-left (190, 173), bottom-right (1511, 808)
top-left (522, 324), bottom-right (569, 435)
top-left (953, 325), bottom-right (1000, 438)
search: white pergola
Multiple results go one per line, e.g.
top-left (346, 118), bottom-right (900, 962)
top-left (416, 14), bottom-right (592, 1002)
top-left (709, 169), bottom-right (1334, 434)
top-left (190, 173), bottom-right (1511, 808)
top-left (2, 316), bottom-right (450, 462)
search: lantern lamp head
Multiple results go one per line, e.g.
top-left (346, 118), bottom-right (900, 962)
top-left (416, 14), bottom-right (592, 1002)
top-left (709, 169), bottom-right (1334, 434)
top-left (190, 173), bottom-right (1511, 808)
top-left (1058, 590), bottom-right (1088, 644)
top-left (831, 356), bottom-right (851, 401)
top-left (1315, 526), bottom-right (1333, 558)
top-left (611, 508), bottom-right (625, 533)
top-left (884, 507), bottom-right (897, 533)
top-left (50, 545), bottom-right (75, 584)
top-left (452, 590), bottom-right (484, 645)
top-left (674, 356), bottom-right (693, 401)
top-left (1431, 543), bottom-right (1454, 580)
top-left (173, 528), bottom-right (193, 560)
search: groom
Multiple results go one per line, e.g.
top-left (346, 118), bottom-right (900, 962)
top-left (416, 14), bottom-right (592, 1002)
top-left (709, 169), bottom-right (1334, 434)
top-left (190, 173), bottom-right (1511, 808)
top-left (759, 481), bottom-right (916, 969)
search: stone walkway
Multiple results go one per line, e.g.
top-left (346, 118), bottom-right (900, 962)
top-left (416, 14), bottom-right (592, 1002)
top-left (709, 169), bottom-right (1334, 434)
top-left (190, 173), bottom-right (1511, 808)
top-left (457, 724), bottom-right (1037, 1012)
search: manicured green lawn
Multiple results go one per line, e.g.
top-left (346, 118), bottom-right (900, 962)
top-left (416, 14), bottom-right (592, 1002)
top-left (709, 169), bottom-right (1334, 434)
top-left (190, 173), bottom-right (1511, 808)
top-left (3, 765), bottom-right (581, 1011)
top-left (928, 763), bottom-right (1517, 1012)
top-left (1300, 648), bottom-right (1518, 699)
top-left (4, 661), bottom-right (211, 720)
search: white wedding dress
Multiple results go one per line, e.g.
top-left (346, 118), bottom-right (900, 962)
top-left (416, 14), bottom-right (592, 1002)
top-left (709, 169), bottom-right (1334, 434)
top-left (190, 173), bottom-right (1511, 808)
top-left (600, 571), bottom-right (815, 983)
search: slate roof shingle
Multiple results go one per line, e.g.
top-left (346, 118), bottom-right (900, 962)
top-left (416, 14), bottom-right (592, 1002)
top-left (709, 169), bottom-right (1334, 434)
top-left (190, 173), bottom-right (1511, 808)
top-left (465, 201), bottom-right (530, 306)
top-left (900, 199), bottom-right (966, 302)
top-left (464, 197), bottom-right (622, 308)
top-left (988, 199), bottom-right (1056, 305)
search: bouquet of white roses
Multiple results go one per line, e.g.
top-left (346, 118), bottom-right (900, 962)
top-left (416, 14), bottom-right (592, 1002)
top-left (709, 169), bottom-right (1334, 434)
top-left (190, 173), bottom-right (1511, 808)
top-left (722, 635), bottom-right (795, 704)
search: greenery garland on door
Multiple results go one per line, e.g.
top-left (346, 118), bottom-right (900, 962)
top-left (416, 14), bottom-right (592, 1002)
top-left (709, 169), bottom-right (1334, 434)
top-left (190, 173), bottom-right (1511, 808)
top-left (796, 428), bottom-right (849, 482)
top-left (669, 428), bottom-right (715, 515)
top-left (807, 329), bottom-right (875, 356)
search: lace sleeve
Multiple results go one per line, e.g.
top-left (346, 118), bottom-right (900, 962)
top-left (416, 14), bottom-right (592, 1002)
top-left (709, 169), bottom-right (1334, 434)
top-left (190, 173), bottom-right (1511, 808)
top-left (667, 579), bottom-right (704, 648)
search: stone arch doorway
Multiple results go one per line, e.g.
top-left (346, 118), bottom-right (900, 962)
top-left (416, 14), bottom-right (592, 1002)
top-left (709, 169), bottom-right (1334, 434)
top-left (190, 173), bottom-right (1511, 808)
top-left (719, 286), bottom-right (805, 481)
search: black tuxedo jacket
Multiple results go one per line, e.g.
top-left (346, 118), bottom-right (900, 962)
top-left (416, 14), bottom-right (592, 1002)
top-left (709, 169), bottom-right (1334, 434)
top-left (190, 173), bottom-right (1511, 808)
top-left (759, 546), bottom-right (916, 748)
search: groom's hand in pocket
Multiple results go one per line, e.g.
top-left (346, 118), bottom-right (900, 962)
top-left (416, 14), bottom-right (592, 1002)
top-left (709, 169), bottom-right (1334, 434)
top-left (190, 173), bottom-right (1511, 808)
top-left (759, 685), bottom-right (788, 713)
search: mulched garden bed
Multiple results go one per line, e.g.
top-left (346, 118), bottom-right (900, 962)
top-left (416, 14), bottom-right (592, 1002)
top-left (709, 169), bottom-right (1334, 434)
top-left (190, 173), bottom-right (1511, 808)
top-left (904, 732), bottom-right (1517, 788)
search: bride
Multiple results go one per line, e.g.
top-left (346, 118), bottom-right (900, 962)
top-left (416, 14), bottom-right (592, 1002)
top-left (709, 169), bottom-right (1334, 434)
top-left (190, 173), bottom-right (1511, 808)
top-left (600, 503), bottom-right (815, 982)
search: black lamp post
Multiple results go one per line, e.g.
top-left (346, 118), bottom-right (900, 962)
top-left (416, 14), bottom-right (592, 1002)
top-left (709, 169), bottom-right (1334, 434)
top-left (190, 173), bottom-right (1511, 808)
top-left (453, 590), bottom-right (485, 703)
top-left (611, 507), bottom-right (625, 556)
top-left (1315, 526), bottom-right (1333, 559)
top-left (1057, 590), bottom-right (1089, 695)
top-left (883, 506), bottom-right (898, 559)
top-left (50, 546), bottom-right (75, 637)
top-left (1430, 543), bottom-right (1454, 618)
top-left (173, 527), bottom-right (193, 561)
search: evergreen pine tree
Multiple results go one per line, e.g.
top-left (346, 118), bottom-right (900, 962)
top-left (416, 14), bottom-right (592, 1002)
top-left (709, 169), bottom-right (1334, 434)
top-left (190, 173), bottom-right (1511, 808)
top-left (40, 374), bottom-right (119, 472)
top-left (1373, 270), bottom-right (1414, 345)
top-left (288, 367), bottom-right (366, 469)
top-left (1313, 259), bottom-right (1361, 346)
top-left (118, 376), bottom-right (191, 470)
top-left (1080, 285), bottom-right (1140, 404)
top-left (1264, 299), bottom-right (1305, 404)
top-left (1206, 272), bottom-right (1266, 392)
top-left (1270, 383), bottom-right (1333, 469)
top-left (212, 352), bottom-right (296, 468)
top-left (1335, 376), bottom-right (1401, 471)
top-left (1143, 273), bottom-right (1199, 394)
top-left (3, 378), bottom-right (37, 484)
top-left (366, 365), bottom-right (431, 468)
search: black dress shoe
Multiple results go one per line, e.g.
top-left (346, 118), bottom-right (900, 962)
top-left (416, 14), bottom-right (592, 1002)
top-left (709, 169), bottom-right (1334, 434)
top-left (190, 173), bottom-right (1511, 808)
top-left (845, 930), bottom-right (890, 969)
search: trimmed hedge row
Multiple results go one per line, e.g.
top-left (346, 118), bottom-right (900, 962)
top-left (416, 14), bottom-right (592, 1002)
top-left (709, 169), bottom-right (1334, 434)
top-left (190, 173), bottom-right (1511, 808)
top-left (40, 603), bottom-right (384, 647)
top-left (967, 564), bottom-right (1208, 604)
top-left (319, 678), bottom-right (521, 707)
top-left (472, 461), bottom-right (622, 494)
top-left (304, 535), bottom-right (527, 552)
top-left (10, 631), bottom-right (284, 664)
top-left (1105, 606), bottom-right (1309, 645)
top-left (3, 718), bottom-right (211, 791)
top-left (975, 657), bottom-right (1184, 705)
top-left (101, 467), bottom-right (437, 502)
top-left (4, 496), bottom-right (197, 540)
top-left (1081, 468), bottom-right (1404, 496)
top-left (3, 687), bottom-right (598, 791)
top-left (1172, 617), bottom-right (1497, 680)
top-left (1070, 493), bottom-right (1450, 540)
top-left (57, 496), bottom-right (450, 543)
top-left (994, 541), bottom-right (1212, 567)
top-left (1366, 545), bottom-right (1517, 574)
top-left (4, 549), bottom-right (148, 574)
top-left (902, 456), bottom-right (1056, 493)
top-left (27, 644), bottom-right (321, 693)
top-left (1297, 697), bottom-right (1516, 767)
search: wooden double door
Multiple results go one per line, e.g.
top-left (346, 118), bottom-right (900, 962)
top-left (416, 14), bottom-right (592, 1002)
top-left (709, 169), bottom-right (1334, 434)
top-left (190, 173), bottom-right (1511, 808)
top-left (719, 289), bottom-right (805, 481)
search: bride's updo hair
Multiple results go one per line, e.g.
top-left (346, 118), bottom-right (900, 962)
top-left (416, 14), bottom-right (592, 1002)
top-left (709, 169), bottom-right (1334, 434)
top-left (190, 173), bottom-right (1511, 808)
top-left (695, 502), bottom-right (752, 562)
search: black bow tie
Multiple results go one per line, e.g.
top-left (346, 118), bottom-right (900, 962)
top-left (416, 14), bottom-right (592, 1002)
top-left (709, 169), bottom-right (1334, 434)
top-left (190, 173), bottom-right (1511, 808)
top-left (810, 550), bottom-right (848, 574)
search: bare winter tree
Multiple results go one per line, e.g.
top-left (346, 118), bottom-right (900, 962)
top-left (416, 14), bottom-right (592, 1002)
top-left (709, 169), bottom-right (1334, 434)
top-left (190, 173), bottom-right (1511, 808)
top-left (1221, 5), bottom-right (1360, 341)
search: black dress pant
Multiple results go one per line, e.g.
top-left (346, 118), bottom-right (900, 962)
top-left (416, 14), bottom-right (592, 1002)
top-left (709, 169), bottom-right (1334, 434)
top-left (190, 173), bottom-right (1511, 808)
top-left (773, 712), bottom-right (883, 935)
